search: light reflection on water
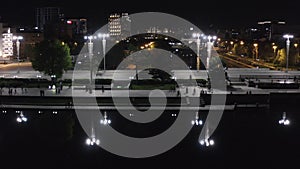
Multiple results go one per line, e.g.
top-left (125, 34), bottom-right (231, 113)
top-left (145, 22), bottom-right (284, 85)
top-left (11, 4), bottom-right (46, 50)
top-left (0, 108), bottom-right (299, 168)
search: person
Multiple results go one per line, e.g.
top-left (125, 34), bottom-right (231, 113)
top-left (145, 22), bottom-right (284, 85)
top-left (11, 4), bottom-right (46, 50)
top-left (177, 90), bottom-right (180, 97)
top-left (102, 85), bottom-right (104, 93)
top-left (60, 81), bottom-right (63, 90)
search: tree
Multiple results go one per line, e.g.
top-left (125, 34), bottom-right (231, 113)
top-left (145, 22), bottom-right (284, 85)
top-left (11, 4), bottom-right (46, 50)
top-left (31, 39), bottom-right (72, 78)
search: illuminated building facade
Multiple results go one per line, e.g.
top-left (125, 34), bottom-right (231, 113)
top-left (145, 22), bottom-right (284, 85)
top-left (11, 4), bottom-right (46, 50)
top-left (2, 28), bottom-right (13, 59)
top-left (108, 13), bottom-right (131, 40)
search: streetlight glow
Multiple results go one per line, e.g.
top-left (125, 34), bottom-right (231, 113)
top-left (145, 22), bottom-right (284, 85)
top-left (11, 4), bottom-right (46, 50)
top-left (12, 36), bottom-right (23, 73)
top-left (192, 33), bottom-right (204, 70)
top-left (191, 112), bottom-right (203, 126)
top-left (16, 111), bottom-right (27, 123)
top-left (279, 112), bottom-right (290, 126)
top-left (100, 111), bottom-right (111, 125)
top-left (253, 43), bottom-right (259, 60)
top-left (272, 45), bottom-right (278, 58)
top-left (206, 35), bottom-right (217, 69)
top-left (283, 34), bottom-right (294, 72)
top-left (98, 33), bottom-right (109, 72)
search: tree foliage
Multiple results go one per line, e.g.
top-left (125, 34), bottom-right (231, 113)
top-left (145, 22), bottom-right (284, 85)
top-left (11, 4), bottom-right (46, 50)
top-left (31, 39), bottom-right (72, 78)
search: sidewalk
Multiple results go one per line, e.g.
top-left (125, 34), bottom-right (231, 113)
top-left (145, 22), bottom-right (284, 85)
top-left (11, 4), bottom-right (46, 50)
top-left (0, 85), bottom-right (221, 98)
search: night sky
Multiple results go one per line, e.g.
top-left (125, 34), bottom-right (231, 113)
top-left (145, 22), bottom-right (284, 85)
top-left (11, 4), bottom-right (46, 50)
top-left (0, 0), bottom-right (299, 30)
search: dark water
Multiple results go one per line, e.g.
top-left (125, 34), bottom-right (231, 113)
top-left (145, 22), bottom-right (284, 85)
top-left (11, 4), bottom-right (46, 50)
top-left (0, 107), bottom-right (299, 169)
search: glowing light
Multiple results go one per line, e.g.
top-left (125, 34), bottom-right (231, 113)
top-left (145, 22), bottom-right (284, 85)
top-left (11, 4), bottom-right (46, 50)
top-left (279, 112), bottom-right (290, 126)
top-left (86, 137), bottom-right (100, 146)
top-left (16, 117), bottom-right (22, 123)
top-left (199, 139), bottom-right (215, 147)
top-left (191, 112), bottom-right (203, 126)
top-left (100, 111), bottom-right (111, 125)
top-left (16, 112), bottom-right (27, 123)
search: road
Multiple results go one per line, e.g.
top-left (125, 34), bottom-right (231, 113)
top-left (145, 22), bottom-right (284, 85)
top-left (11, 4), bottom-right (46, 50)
top-left (0, 62), bottom-right (34, 71)
top-left (220, 54), bottom-right (255, 68)
top-left (219, 53), bottom-right (277, 70)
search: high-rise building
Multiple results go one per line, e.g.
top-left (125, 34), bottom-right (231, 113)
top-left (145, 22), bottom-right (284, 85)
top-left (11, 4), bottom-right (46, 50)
top-left (0, 23), bottom-right (3, 58)
top-left (257, 20), bottom-right (286, 40)
top-left (108, 13), bottom-right (131, 39)
top-left (66, 18), bottom-right (88, 35)
top-left (2, 28), bottom-right (13, 59)
top-left (36, 7), bottom-right (63, 31)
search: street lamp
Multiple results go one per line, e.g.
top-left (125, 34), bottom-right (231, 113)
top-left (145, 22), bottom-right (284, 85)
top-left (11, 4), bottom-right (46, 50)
top-left (50, 74), bottom-right (56, 89)
top-left (272, 45), bottom-right (278, 58)
top-left (199, 138), bottom-right (215, 147)
top-left (98, 33), bottom-right (109, 72)
top-left (85, 127), bottom-right (100, 146)
top-left (86, 129), bottom-right (100, 146)
top-left (283, 34), bottom-right (294, 72)
top-left (16, 111), bottom-right (27, 123)
top-left (84, 35), bottom-right (97, 93)
top-left (279, 112), bottom-right (290, 126)
top-left (100, 111), bottom-right (111, 125)
top-left (193, 33), bottom-right (204, 70)
top-left (86, 136), bottom-right (100, 146)
top-left (37, 75), bottom-right (41, 88)
top-left (13, 36), bottom-right (23, 73)
top-left (191, 111), bottom-right (203, 126)
top-left (206, 35), bottom-right (217, 69)
top-left (253, 43), bottom-right (258, 60)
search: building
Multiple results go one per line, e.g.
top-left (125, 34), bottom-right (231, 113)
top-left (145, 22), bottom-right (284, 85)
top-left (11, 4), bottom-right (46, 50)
top-left (257, 20), bottom-right (286, 40)
top-left (16, 27), bottom-right (44, 60)
top-left (1, 27), bottom-right (13, 59)
top-left (0, 23), bottom-right (3, 58)
top-left (66, 18), bottom-right (88, 35)
top-left (108, 13), bottom-right (131, 40)
top-left (36, 7), bottom-right (63, 31)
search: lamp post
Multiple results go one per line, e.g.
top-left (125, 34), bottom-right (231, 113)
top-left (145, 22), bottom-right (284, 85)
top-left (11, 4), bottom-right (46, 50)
top-left (193, 33), bottom-right (203, 70)
top-left (98, 33), bottom-right (109, 72)
top-left (206, 35), bottom-right (217, 69)
top-left (13, 36), bottom-right (23, 73)
top-left (272, 45), bottom-right (278, 58)
top-left (283, 34), bottom-right (294, 72)
top-left (84, 35), bottom-right (96, 93)
top-left (253, 43), bottom-right (258, 60)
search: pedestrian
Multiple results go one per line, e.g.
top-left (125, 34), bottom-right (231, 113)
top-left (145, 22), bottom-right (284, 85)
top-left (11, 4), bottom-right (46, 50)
top-left (177, 90), bottom-right (180, 97)
top-left (193, 87), bottom-right (196, 95)
top-left (102, 85), bottom-right (104, 93)
top-left (60, 81), bottom-right (63, 90)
